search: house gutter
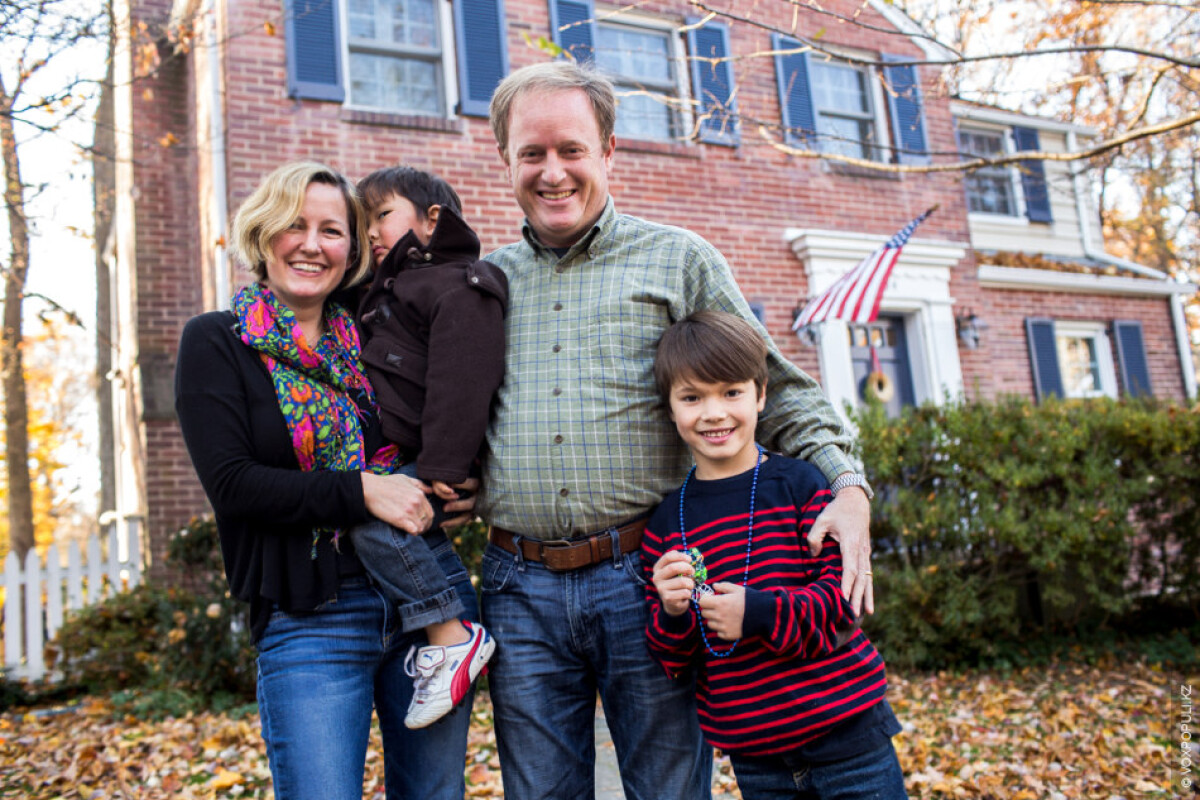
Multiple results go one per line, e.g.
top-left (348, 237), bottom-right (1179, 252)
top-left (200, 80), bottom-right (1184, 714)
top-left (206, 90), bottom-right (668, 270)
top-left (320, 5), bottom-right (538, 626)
top-left (207, 0), bottom-right (229, 308)
top-left (1067, 130), bottom-right (1198, 401)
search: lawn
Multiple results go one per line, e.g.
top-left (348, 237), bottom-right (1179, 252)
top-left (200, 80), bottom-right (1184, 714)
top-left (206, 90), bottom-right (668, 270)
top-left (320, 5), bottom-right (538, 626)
top-left (0, 658), bottom-right (1190, 798)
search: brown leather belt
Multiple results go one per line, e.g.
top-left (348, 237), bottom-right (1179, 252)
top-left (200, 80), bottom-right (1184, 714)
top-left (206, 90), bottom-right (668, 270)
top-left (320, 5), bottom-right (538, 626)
top-left (489, 520), bottom-right (646, 572)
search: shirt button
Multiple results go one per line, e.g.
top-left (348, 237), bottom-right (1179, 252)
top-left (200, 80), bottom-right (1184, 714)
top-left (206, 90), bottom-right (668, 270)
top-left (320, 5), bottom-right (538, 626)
top-left (552, 387), bottom-right (561, 396)
top-left (554, 435), bottom-right (563, 444)
top-left (555, 265), bottom-right (565, 274)
top-left (559, 488), bottom-right (569, 497)
top-left (552, 344), bottom-right (561, 353)
top-left (553, 302), bottom-right (563, 311)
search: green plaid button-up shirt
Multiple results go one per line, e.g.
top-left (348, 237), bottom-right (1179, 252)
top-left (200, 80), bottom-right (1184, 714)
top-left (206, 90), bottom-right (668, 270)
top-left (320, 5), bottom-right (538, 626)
top-left (476, 199), bottom-right (858, 539)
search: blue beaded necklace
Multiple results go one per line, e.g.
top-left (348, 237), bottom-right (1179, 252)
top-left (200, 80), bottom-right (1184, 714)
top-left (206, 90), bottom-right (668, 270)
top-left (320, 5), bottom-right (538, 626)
top-left (677, 445), bottom-right (764, 658)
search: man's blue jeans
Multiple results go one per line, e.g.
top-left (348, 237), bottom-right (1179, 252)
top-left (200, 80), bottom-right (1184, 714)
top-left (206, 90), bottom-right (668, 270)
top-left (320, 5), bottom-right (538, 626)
top-left (480, 536), bottom-right (712, 800)
top-left (729, 741), bottom-right (908, 800)
top-left (255, 536), bottom-right (477, 800)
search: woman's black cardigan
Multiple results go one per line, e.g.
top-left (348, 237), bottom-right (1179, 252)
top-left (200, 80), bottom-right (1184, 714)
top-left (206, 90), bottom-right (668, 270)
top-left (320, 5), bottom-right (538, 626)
top-left (174, 311), bottom-right (375, 641)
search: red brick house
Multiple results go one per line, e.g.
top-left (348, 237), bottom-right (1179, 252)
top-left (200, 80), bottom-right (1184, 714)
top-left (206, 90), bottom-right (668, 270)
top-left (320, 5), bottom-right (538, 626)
top-left (103, 0), bottom-right (1196, 568)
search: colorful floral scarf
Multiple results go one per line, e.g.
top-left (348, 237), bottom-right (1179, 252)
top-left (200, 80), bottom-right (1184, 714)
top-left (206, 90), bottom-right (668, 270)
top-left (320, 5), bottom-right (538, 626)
top-left (232, 283), bottom-right (403, 556)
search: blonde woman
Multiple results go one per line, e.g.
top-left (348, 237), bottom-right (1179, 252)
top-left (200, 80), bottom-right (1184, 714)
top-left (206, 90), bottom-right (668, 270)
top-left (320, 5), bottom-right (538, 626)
top-left (175, 162), bottom-right (478, 799)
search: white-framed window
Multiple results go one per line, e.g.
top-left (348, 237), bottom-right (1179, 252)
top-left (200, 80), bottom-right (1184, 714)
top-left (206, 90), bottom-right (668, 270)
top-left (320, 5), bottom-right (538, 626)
top-left (958, 126), bottom-right (1017, 216)
top-left (343, 0), bottom-right (457, 115)
top-left (1054, 321), bottom-right (1117, 399)
top-left (808, 60), bottom-right (879, 160)
top-left (594, 15), bottom-right (687, 141)
top-left (774, 37), bottom-right (917, 164)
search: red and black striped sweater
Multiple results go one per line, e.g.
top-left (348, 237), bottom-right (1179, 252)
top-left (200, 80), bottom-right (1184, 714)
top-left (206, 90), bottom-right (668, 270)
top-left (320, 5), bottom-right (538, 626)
top-left (643, 455), bottom-right (889, 757)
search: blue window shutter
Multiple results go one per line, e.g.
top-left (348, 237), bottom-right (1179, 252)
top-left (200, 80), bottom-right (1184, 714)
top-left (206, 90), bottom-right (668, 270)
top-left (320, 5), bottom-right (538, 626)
top-left (549, 0), bottom-right (595, 63)
top-left (1113, 320), bottom-right (1153, 397)
top-left (882, 54), bottom-right (929, 165)
top-left (455, 0), bottom-right (509, 117)
top-left (1026, 318), bottom-right (1063, 401)
top-left (686, 17), bottom-right (738, 147)
top-left (1012, 126), bottom-right (1053, 223)
top-left (285, 0), bottom-right (345, 102)
top-left (772, 34), bottom-right (815, 147)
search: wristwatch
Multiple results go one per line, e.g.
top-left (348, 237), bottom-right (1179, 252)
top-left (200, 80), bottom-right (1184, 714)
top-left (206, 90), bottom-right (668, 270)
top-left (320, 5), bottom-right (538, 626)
top-left (830, 472), bottom-right (874, 501)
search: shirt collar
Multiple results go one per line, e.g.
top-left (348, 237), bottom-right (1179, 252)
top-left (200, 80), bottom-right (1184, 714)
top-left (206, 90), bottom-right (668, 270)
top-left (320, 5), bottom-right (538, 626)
top-left (520, 197), bottom-right (617, 259)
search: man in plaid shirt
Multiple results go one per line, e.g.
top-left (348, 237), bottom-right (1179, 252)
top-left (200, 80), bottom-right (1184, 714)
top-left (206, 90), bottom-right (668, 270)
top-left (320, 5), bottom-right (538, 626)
top-left (475, 61), bottom-right (875, 800)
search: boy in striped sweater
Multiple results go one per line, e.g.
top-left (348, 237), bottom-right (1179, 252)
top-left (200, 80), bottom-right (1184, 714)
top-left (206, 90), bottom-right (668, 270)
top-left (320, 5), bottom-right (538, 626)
top-left (645, 311), bottom-right (906, 799)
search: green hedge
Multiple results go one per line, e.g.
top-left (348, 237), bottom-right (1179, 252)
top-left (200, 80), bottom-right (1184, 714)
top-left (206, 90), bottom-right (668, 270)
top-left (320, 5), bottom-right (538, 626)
top-left (51, 517), bottom-right (256, 715)
top-left (852, 396), bottom-right (1200, 668)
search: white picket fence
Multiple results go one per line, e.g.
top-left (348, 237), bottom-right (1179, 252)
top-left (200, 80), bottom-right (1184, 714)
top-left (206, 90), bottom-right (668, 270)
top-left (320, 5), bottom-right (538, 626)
top-left (2, 517), bottom-right (144, 682)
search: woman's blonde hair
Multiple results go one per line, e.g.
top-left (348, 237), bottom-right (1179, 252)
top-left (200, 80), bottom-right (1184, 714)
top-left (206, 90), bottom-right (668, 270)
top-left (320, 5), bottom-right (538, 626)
top-left (230, 161), bottom-right (372, 289)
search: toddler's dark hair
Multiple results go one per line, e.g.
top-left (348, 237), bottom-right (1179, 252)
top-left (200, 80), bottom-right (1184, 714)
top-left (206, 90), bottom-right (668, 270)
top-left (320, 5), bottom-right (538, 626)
top-left (357, 165), bottom-right (462, 218)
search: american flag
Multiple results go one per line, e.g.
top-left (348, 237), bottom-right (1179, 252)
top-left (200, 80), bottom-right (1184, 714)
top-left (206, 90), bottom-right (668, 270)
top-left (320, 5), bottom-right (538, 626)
top-left (791, 207), bottom-right (937, 332)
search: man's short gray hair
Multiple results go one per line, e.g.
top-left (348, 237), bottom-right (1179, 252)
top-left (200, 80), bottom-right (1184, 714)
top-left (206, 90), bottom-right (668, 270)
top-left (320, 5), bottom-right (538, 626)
top-left (489, 61), bottom-right (617, 157)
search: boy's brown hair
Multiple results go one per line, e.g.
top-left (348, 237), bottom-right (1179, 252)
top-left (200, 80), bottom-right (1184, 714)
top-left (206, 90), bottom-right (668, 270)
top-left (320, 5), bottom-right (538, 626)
top-left (654, 310), bottom-right (769, 402)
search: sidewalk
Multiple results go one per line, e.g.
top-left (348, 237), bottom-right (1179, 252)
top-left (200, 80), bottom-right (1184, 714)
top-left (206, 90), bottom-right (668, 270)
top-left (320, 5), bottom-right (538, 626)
top-left (594, 704), bottom-right (625, 799)
top-left (594, 703), bottom-right (740, 799)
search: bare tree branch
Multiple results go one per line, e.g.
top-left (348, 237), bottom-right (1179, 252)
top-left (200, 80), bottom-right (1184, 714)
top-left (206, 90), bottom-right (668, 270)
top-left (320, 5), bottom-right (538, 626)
top-left (691, 1), bottom-right (1200, 69)
top-left (757, 110), bottom-right (1200, 173)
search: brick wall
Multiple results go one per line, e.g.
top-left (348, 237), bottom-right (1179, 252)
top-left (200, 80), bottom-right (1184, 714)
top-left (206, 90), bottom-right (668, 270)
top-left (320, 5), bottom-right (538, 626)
top-left (129, 1), bottom-right (210, 572)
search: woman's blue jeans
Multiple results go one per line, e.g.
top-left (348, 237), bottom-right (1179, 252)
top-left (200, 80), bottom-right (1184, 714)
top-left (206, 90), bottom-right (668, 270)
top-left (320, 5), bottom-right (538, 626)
top-left (729, 740), bottom-right (908, 800)
top-left (480, 538), bottom-right (712, 800)
top-left (255, 537), bottom-right (478, 800)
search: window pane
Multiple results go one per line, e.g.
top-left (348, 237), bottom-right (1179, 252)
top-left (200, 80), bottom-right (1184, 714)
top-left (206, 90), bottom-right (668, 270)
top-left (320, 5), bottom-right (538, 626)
top-left (965, 173), bottom-right (1016, 215)
top-left (595, 23), bottom-right (677, 140)
top-left (348, 0), bottom-right (376, 39)
top-left (390, 0), bottom-right (436, 48)
top-left (817, 115), bottom-right (870, 159)
top-left (959, 129), bottom-right (1004, 158)
top-left (349, 53), bottom-right (439, 113)
top-left (614, 92), bottom-right (674, 140)
top-left (596, 26), bottom-right (671, 83)
top-left (810, 62), bottom-right (868, 114)
top-left (1057, 335), bottom-right (1101, 397)
top-left (960, 129), bottom-right (1017, 215)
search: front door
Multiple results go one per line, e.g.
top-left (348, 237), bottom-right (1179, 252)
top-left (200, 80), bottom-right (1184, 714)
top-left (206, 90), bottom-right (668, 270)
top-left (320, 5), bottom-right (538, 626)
top-left (848, 315), bottom-right (915, 417)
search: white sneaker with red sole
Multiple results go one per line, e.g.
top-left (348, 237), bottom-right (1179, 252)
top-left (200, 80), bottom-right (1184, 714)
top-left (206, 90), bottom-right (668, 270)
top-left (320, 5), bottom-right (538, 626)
top-left (404, 620), bottom-right (495, 729)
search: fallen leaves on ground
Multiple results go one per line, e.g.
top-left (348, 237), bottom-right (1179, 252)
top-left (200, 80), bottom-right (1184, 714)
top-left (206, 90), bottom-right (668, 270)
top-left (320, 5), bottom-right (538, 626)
top-left (0, 660), bottom-right (1190, 798)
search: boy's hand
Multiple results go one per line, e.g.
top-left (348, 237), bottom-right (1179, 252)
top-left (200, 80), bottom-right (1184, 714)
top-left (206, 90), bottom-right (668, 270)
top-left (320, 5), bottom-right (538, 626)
top-left (652, 550), bottom-right (695, 617)
top-left (697, 583), bottom-right (745, 640)
top-left (439, 477), bottom-right (479, 529)
top-left (431, 480), bottom-right (459, 501)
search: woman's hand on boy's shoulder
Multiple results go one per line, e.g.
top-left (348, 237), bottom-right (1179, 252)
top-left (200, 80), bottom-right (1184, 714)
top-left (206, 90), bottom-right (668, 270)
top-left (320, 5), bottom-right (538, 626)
top-left (806, 487), bottom-right (873, 616)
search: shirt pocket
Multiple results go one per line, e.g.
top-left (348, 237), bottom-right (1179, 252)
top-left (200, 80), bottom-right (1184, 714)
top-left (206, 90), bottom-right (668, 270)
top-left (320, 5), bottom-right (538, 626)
top-left (587, 292), bottom-right (673, 394)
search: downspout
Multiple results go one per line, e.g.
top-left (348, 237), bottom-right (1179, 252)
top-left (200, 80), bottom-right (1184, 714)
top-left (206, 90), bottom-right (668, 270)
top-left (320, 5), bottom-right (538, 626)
top-left (1067, 130), bottom-right (1197, 400)
top-left (208, 0), bottom-right (229, 308)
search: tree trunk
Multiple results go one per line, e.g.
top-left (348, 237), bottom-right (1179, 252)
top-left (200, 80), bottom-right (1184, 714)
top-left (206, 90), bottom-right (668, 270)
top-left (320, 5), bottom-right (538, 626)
top-left (0, 73), bottom-right (36, 560)
top-left (94, 25), bottom-right (117, 519)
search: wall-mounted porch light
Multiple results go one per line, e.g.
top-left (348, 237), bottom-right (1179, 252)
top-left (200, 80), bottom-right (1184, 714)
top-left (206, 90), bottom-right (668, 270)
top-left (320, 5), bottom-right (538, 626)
top-left (956, 310), bottom-right (988, 350)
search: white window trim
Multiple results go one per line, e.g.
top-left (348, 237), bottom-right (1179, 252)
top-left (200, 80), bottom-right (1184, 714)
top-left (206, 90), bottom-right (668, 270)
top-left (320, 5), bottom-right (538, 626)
top-left (594, 6), bottom-right (693, 142)
top-left (339, 0), bottom-right (460, 117)
top-left (785, 228), bottom-right (967, 425)
top-left (1054, 320), bottom-right (1118, 399)
top-left (959, 122), bottom-right (1027, 222)
top-left (804, 48), bottom-right (890, 162)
